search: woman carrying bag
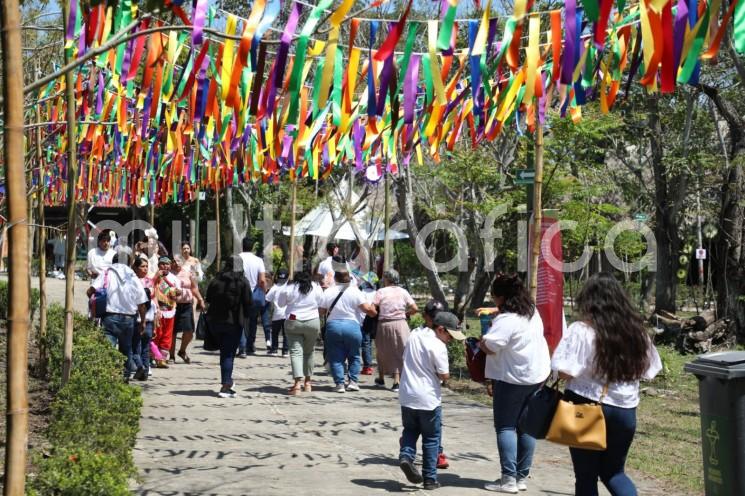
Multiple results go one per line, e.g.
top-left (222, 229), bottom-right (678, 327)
top-left (551, 273), bottom-right (661, 496)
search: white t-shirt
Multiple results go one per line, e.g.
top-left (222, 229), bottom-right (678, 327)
top-left (265, 283), bottom-right (288, 321)
top-left (320, 284), bottom-right (367, 321)
top-left (91, 264), bottom-right (148, 315)
top-left (87, 247), bottom-right (115, 276)
top-left (551, 321), bottom-right (663, 408)
top-left (358, 287), bottom-right (376, 324)
top-left (482, 311), bottom-right (551, 385)
top-left (240, 252), bottom-right (266, 290)
top-left (277, 283), bottom-right (323, 321)
top-left (399, 327), bottom-right (449, 411)
top-left (318, 256), bottom-right (334, 279)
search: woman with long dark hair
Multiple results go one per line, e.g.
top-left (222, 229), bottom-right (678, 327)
top-left (479, 273), bottom-right (550, 493)
top-left (277, 271), bottom-right (323, 395)
top-left (552, 273), bottom-right (661, 495)
top-left (205, 255), bottom-right (252, 398)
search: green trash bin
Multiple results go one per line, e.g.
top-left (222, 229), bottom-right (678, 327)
top-left (684, 351), bottom-right (745, 496)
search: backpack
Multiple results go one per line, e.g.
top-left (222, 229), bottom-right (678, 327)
top-left (89, 270), bottom-right (109, 319)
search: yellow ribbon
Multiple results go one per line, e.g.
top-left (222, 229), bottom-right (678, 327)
top-left (428, 21), bottom-right (447, 105)
top-left (524, 14), bottom-right (540, 102)
top-left (221, 15), bottom-right (238, 101)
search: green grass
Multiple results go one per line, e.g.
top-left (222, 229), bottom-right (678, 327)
top-left (446, 316), bottom-right (704, 495)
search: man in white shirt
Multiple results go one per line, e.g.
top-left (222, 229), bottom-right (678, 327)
top-left (238, 237), bottom-right (268, 356)
top-left (317, 242), bottom-right (339, 288)
top-left (87, 229), bottom-right (115, 279)
top-left (87, 254), bottom-right (149, 380)
top-left (398, 312), bottom-right (465, 491)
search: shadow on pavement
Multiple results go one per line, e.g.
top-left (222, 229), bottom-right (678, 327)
top-left (357, 455), bottom-right (398, 466)
top-left (350, 478), bottom-right (407, 492)
top-left (437, 473), bottom-right (488, 489)
top-left (170, 389), bottom-right (217, 397)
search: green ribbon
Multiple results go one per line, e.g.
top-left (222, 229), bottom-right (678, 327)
top-left (437, 5), bottom-right (458, 51)
top-left (582, 45), bottom-right (597, 88)
top-left (735, 0), bottom-right (745, 54)
top-left (395, 24), bottom-right (418, 95)
top-left (332, 47), bottom-right (344, 127)
top-left (581, 0), bottom-right (600, 21)
top-left (677, 4), bottom-right (710, 83)
top-left (422, 54), bottom-right (434, 106)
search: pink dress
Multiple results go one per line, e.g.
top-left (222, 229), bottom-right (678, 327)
top-left (373, 286), bottom-right (415, 375)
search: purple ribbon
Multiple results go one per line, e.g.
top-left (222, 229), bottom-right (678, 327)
top-left (65, 0), bottom-right (77, 46)
top-left (376, 49), bottom-right (395, 117)
top-left (192, 0), bottom-right (208, 45)
top-left (673, 0), bottom-right (689, 70)
top-left (404, 55), bottom-right (420, 124)
top-left (561, 0), bottom-right (578, 84)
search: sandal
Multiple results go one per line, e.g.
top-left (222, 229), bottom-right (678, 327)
top-left (178, 350), bottom-right (191, 364)
top-left (303, 383), bottom-right (312, 393)
top-left (288, 385), bottom-right (302, 395)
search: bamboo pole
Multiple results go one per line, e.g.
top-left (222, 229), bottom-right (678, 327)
top-left (288, 181), bottom-right (298, 279)
top-left (215, 187), bottom-right (221, 267)
top-left (61, 0), bottom-right (79, 387)
top-left (194, 185), bottom-right (201, 259)
top-left (530, 120), bottom-right (544, 301)
top-left (2, 0), bottom-right (31, 492)
top-left (35, 100), bottom-right (48, 377)
top-left (383, 171), bottom-right (391, 271)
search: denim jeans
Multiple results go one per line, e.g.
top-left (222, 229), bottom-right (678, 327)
top-left (400, 406), bottom-right (442, 483)
top-left (565, 389), bottom-right (638, 496)
top-left (492, 379), bottom-right (541, 479)
top-left (214, 322), bottom-right (242, 387)
top-left (239, 291), bottom-right (271, 353)
top-left (131, 321), bottom-right (154, 372)
top-left (325, 319), bottom-right (363, 385)
top-left (360, 327), bottom-right (373, 367)
top-left (270, 319), bottom-right (287, 353)
top-left (102, 314), bottom-right (135, 379)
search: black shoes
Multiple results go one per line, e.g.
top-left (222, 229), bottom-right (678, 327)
top-left (133, 367), bottom-right (147, 381)
top-left (399, 459), bottom-right (423, 484)
top-left (423, 480), bottom-right (441, 490)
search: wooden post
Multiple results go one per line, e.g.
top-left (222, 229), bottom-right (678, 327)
top-left (383, 171), bottom-right (391, 271)
top-left (288, 180), bottom-right (298, 279)
top-left (530, 121), bottom-right (544, 301)
top-left (2, 0), bottom-right (30, 492)
top-left (35, 101), bottom-right (48, 376)
top-left (149, 200), bottom-right (155, 227)
top-left (194, 185), bottom-right (201, 259)
top-left (61, 0), bottom-right (79, 387)
top-left (215, 187), bottom-right (221, 267)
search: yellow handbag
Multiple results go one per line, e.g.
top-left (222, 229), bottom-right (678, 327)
top-left (545, 386), bottom-right (608, 451)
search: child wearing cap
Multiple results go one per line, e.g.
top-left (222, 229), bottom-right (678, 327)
top-left (398, 311), bottom-right (466, 490)
top-left (265, 270), bottom-right (289, 355)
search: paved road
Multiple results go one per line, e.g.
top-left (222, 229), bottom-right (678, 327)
top-left (22, 278), bottom-right (677, 495)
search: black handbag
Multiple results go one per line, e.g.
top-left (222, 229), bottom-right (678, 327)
top-left (362, 314), bottom-right (378, 339)
top-left (202, 314), bottom-right (220, 352)
top-left (196, 312), bottom-right (208, 340)
top-left (518, 380), bottom-right (562, 439)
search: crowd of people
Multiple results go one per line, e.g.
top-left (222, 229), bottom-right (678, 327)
top-left (86, 230), bottom-right (662, 495)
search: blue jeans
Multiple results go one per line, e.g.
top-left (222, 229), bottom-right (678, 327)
top-left (101, 314), bottom-right (135, 379)
top-left (214, 322), bottom-right (242, 387)
top-left (361, 327), bottom-right (373, 367)
top-left (240, 292), bottom-right (271, 353)
top-left (565, 389), bottom-right (638, 496)
top-left (400, 406), bottom-right (442, 483)
top-left (492, 379), bottom-right (541, 479)
top-left (325, 319), bottom-right (362, 385)
top-left (131, 321), bottom-right (154, 372)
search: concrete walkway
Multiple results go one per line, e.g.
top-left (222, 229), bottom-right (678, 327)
top-left (131, 338), bottom-right (674, 496)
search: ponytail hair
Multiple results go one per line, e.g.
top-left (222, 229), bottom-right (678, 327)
top-left (490, 273), bottom-right (534, 318)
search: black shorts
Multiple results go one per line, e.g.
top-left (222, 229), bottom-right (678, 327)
top-left (174, 303), bottom-right (195, 333)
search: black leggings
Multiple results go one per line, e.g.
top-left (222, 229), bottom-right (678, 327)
top-left (271, 319), bottom-right (287, 352)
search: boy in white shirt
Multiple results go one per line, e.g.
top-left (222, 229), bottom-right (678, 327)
top-left (398, 312), bottom-right (465, 490)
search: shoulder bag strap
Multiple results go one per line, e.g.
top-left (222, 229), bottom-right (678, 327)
top-left (327, 289), bottom-right (346, 321)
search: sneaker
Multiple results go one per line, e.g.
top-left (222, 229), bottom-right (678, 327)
top-left (266, 339), bottom-right (272, 348)
top-left (391, 383), bottom-right (400, 393)
top-left (423, 480), bottom-right (441, 490)
top-left (133, 367), bottom-right (147, 381)
top-left (237, 352), bottom-right (247, 359)
top-left (218, 388), bottom-right (237, 398)
top-left (346, 381), bottom-right (360, 392)
top-left (399, 459), bottom-right (423, 484)
top-left (436, 452), bottom-right (450, 469)
top-left (333, 383), bottom-right (346, 393)
top-left (267, 349), bottom-right (276, 355)
top-left (374, 378), bottom-right (385, 388)
top-left (361, 367), bottom-right (374, 375)
top-left (484, 476), bottom-right (519, 493)
top-left (516, 478), bottom-right (527, 491)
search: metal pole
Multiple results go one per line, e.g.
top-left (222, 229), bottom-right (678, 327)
top-left (530, 120), bottom-right (544, 301)
top-left (2, 0), bottom-right (30, 491)
top-left (288, 181), bottom-right (298, 279)
top-left (61, 0), bottom-right (78, 387)
top-left (696, 180), bottom-right (705, 286)
top-left (384, 171), bottom-right (391, 271)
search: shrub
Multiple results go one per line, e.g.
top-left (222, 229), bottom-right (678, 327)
top-left (29, 304), bottom-right (142, 495)
top-left (0, 279), bottom-right (41, 322)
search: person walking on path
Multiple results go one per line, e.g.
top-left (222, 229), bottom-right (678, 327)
top-left (320, 269), bottom-right (377, 393)
top-left (398, 311), bottom-right (465, 490)
top-left (87, 229), bottom-right (115, 279)
top-left (479, 273), bottom-right (551, 493)
top-left (87, 254), bottom-right (148, 380)
top-left (170, 257), bottom-right (205, 364)
top-left (238, 237), bottom-right (269, 356)
top-left (130, 257), bottom-right (158, 380)
top-left (277, 271), bottom-right (323, 395)
top-left (317, 242), bottom-right (339, 288)
top-left (205, 255), bottom-right (252, 398)
top-left (551, 273), bottom-right (662, 496)
top-left (265, 269), bottom-right (290, 355)
top-left (358, 281), bottom-right (377, 375)
top-left (373, 269), bottom-right (419, 392)
top-left (152, 256), bottom-right (182, 362)
top-left (177, 241), bottom-right (204, 282)
top-left (411, 299), bottom-right (452, 470)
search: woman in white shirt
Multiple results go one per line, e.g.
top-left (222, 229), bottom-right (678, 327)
top-left (320, 270), bottom-right (377, 393)
top-left (277, 271), bottom-right (323, 395)
top-left (479, 273), bottom-right (550, 494)
top-left (552, 273), bottom-right (661, 496)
